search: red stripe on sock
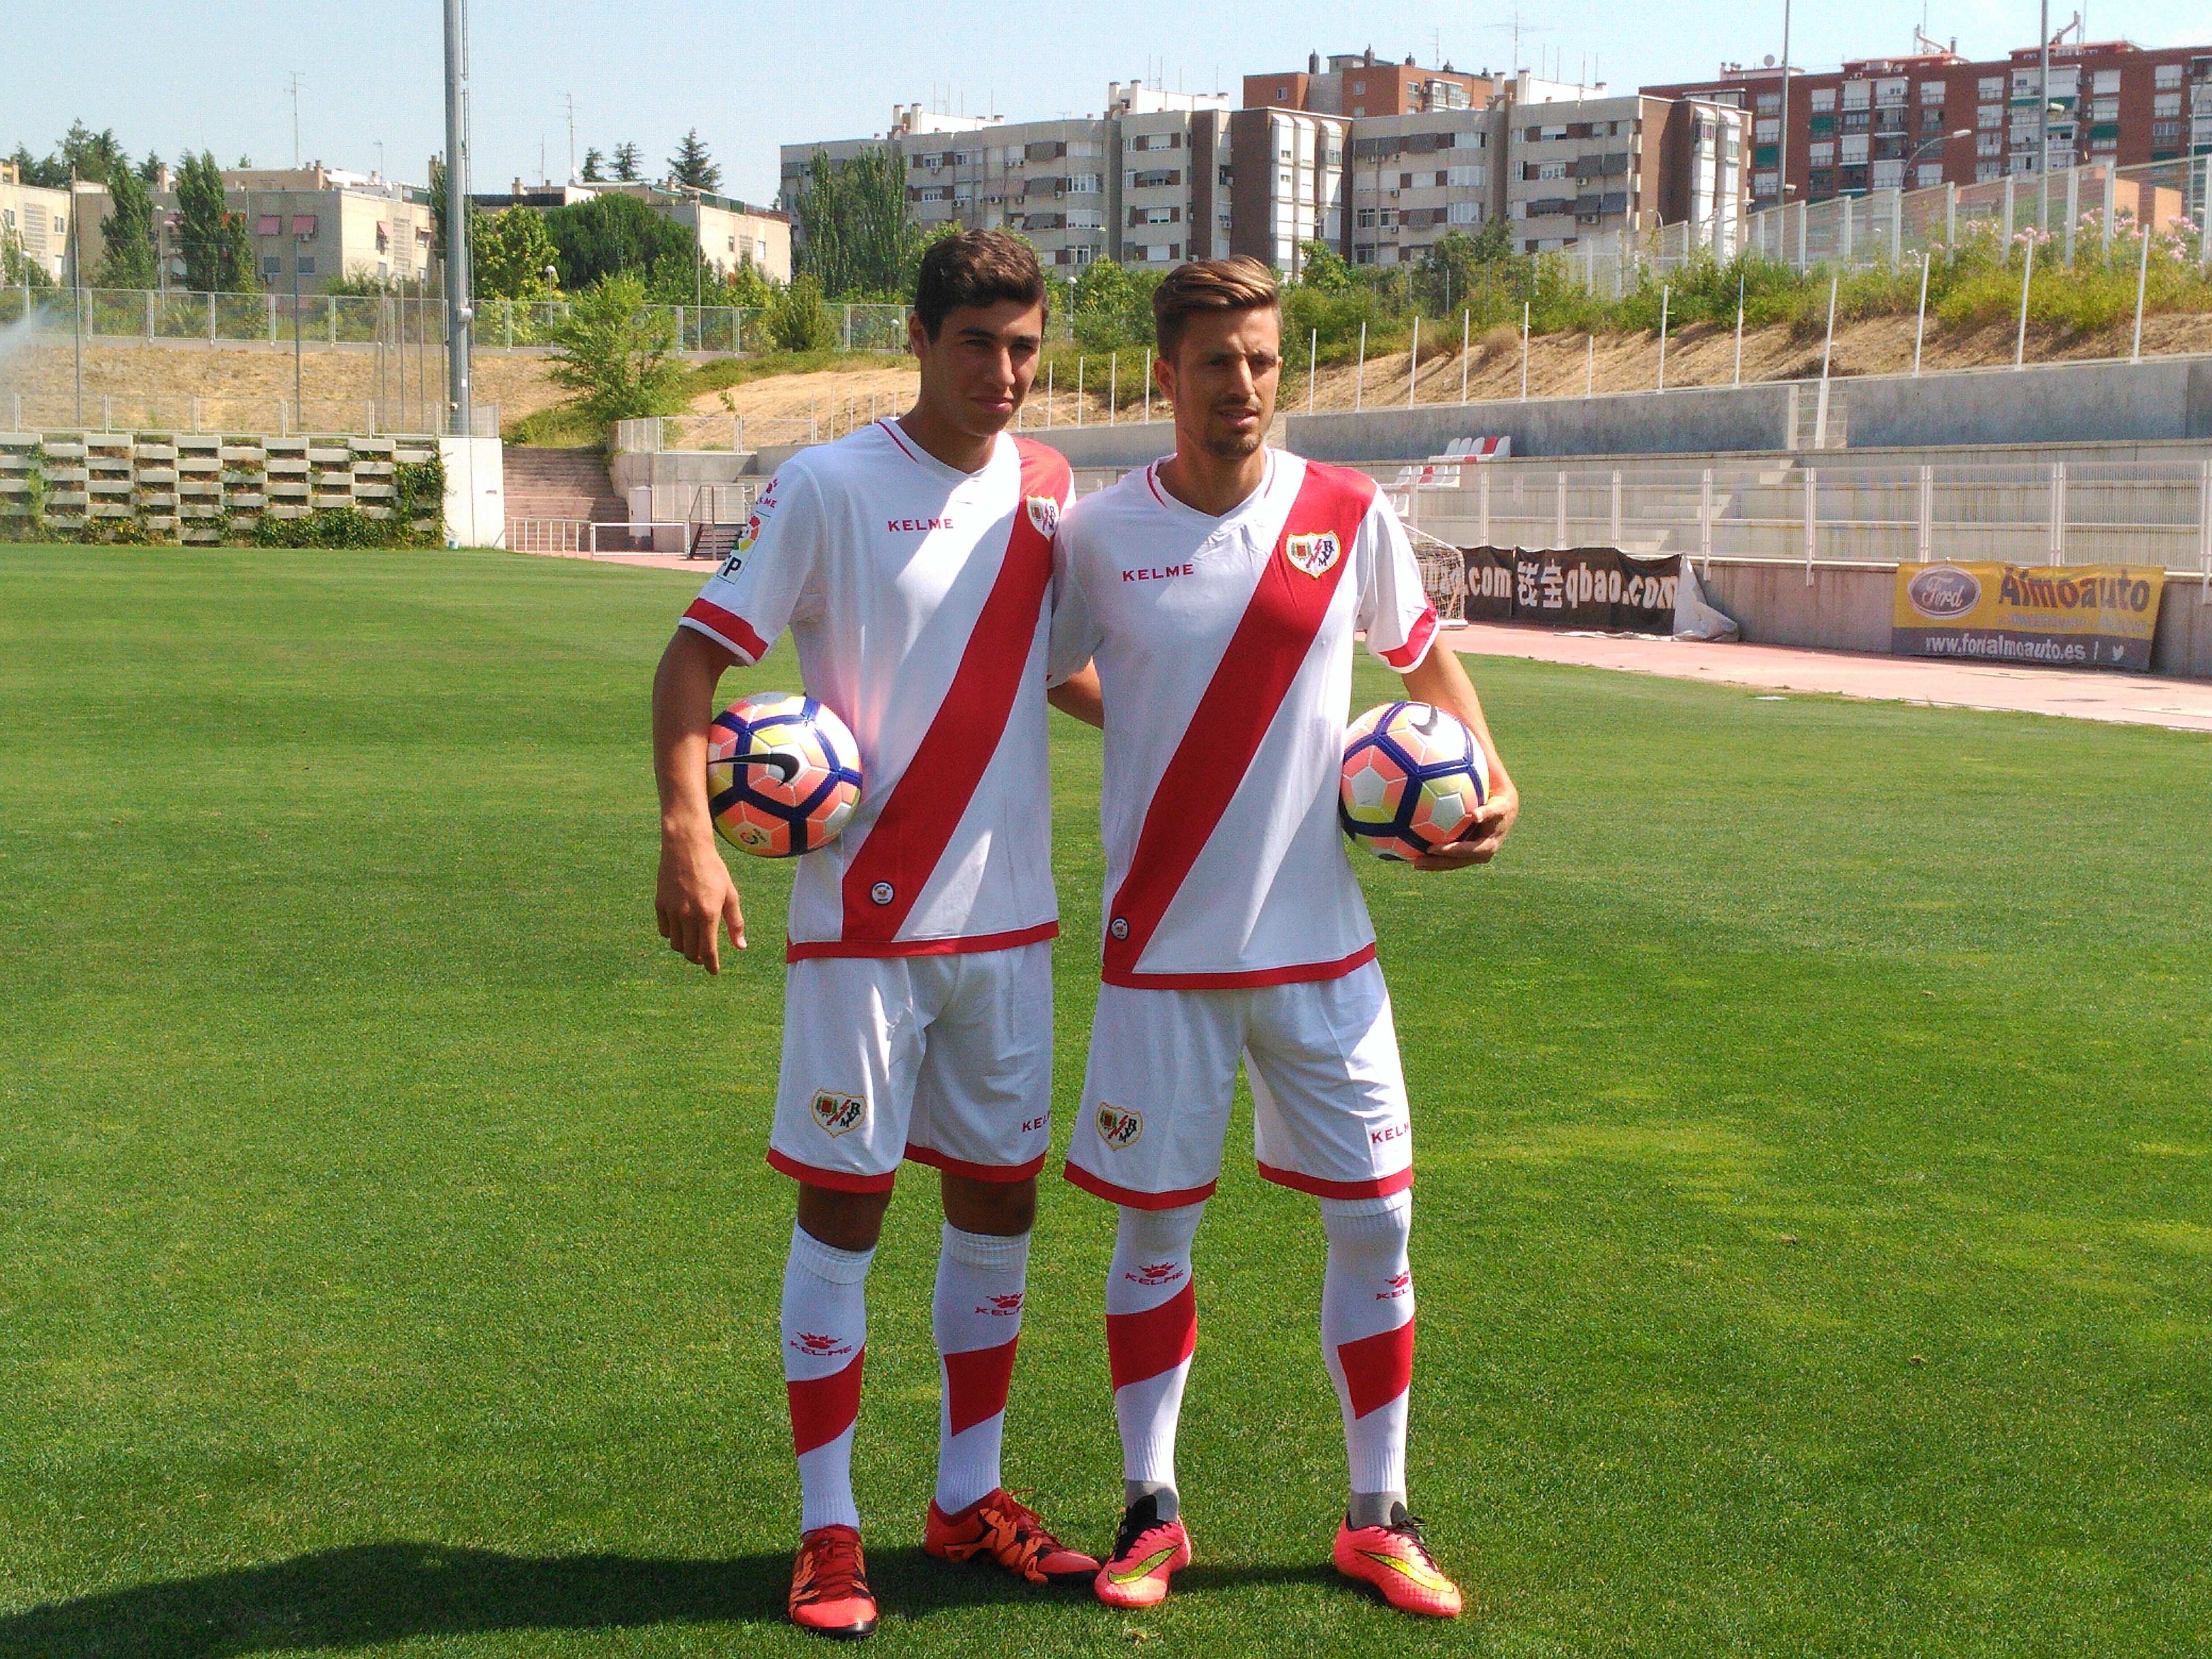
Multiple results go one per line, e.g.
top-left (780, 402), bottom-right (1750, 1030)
top-left (787, 1347), bottom-right (866, 1456)
top-left (1336, 1319), bottom-right (1414, 1420)
top-left (942, 1336), bottom-right (1020, 1437)
top-left (1106, 1278), bottom-right (1196, 1392)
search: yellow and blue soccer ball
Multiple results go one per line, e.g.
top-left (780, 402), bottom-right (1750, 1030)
top-left (1339, 701), bottom-right (1488, 861)
top-left (708, 693), bottom-right (862, 859)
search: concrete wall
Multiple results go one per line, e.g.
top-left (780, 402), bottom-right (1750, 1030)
top-left (1849, 357), bottom-right (2212, 450)
top-left (1286, 381), bottom-right (1797, 462)
top-left (1690, 557), bottom-right (2211, 679)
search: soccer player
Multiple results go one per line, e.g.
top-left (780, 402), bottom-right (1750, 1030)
top-left (650, 231), bottom-right (1099, 1640)
top-left (1045, 258), bottom-right (1520, 1618)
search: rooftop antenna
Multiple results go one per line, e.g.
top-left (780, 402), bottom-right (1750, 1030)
top-left (563, 92), bottom-right (577, 180)
top-left (287, 70), bottom-right (305, 167)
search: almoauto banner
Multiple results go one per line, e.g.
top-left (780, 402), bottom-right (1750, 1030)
top-left (1461, 547), bottom-right (1681, 633)
top-left (1891, 563), bottom-right (2164, 672)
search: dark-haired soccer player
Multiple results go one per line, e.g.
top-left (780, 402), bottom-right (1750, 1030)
top-left (1046, 258), bottom-right (1519, 1618)
top-left (651, 231), bottom-right (1098, 1639)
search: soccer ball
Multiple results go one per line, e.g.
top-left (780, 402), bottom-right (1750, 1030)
top-left (707, 693), bottom-right (862, 859)
top-left (1338, 701), bottom-right (1488, 862)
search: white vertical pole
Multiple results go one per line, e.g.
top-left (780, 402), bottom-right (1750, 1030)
top-left (2200, 458), bottom-right (2211, 606)
top-left (1820, 274), bottom-right (1837, 382)
top-left (1913, 252), bottom-right (1930, 376)
top-left (1044, 363), bottom-right (1052, 429)
top-left (1460, 310), bottom-right (1469, 404)
top-left (1306, 332), bottom-right (1315, 416)
top-left (2015, 235), bottom-right (2034, 369)
top-left (1655, 285), bottom-right (1669, 392)
top-left (2131, 219), bottom-right (2150, 364)
top-left (1733, 270), bottom-right (1744, 387)
top-left (1076, 356), bottom-right (1084, 427)
top-left (1803, 465), bottom-right (1817, 585)
top-left (2050, 460), bottom-right (2065, 565)
top-left (1110, 353), bottom-right (1117, 425)
top-left (2101, 167), bottom-right (2115, 259)
top-left (1700, 467), bottom-right (1713, 556)
top-left (1146, 348), bottom-right (1154, 424)
top-left (1814, 379), bottom-right (1829, 450)
top-left (1917, 464), bottom-right (1933, 561)
top-left (1519, 302), bottom-right (1529, 401)
top-left (1946, 181), bottom-right (1957, 252)
top-left (1408, 316), bottom-right (1419, 408)
top-left (1355, 322), bottom-right (1365, 410)
top-left (1609, 469), bottom-right (1621, 546)
top-left (2002, 176), bottom-right (2015, 245)
top-left (1555, 470), bottom-right (1566, 547)
top-left (1478, 466), bottom-right (1491, 546)
top-left (2064, 166), bottom-right (2079, 265)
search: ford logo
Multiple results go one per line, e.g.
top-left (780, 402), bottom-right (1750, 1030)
top-left (1906, 565), bottom-right (1981, 619)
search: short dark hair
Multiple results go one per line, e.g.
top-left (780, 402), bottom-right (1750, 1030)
top-left (1151, 257), bottom-right (1280, 360)
top-left (912, 231), bottom-right (1049, 338)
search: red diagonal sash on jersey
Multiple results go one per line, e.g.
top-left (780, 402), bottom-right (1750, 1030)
top-left (836, 441), bottom-right (1069, 944)
top-left (1100, 463), bottom-right (1373, 982)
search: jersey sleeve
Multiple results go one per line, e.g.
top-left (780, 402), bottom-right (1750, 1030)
top-left (676, 466), bottom-right (826, 665)
top-left (1355, 488), bottom-right (1440, 673)
top-left (1045, 513), bottom-right (1104, 687)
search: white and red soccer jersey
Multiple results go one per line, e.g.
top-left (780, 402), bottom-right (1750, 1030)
top-left (681, 420), bottom-right (1073, 959)
top-left (1048, 449), bottom-right (1438, 988)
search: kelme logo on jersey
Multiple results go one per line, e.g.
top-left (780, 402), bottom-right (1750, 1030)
top-left (1285, 531), bottom-right (1342, 579)
top-left (1026, 495), bottom-right (1059, 538)
top-left (1096, 1103), bottom-right (1144, 1151)
top-left (811, 1090), bottom-right (866, 1137)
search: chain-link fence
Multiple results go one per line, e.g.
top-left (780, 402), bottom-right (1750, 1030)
top-left (2, 391), bottom-right (496, 439)
top-left (1564, 155), bottom-right (2212, 297)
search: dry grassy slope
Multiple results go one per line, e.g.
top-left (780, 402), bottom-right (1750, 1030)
top-left (7, 307), bottom-right (2209, 436)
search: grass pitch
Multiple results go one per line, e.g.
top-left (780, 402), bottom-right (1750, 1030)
top-left (1, 546), bottom-right (2208, 1658)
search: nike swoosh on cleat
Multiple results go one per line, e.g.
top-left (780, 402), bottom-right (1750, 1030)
top-left (1356, 1549), bottom-right (1452, 1594)
top-left (1109, 1544), bottom-right (1178, 1583)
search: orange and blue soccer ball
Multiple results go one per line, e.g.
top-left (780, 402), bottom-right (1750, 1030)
top-left (708, 693), bottom-right (862, 859)
top-left (1339, 701), bottom-right (1488, 861)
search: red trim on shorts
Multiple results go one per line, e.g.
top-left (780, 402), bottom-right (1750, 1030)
top-left (679, 599), bottom-right (770, 663)
top-left (766, 1149), bottom-right (898, 1194)
top-left (1102, 941), bottom-right (1377, 991)
top-left (1101, 462), bottom-right (1374, 982)
top-left (787, 1347), bottom-right (866, 1456)
top-left (784, 920), bottom-right (1059, 963)
top-left (1378, 602), bottom-right (1439, 671)
top-left (1253, 1160), bottom-right (1413, 1201)
top-left (1062, 1160), bottom-right (1218, 1210)
top-left (835, 445), bottom-right (1065, 945)
top-left (903, 1144), bottom-right (1049, 1183)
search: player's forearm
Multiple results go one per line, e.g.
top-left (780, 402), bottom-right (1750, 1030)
top-left (652, 627), bottom-right (732, 841)
top-left (1048, 662), bottom-right (1105, 729)
top-left (1399, 642), bottom-right (1511, 797)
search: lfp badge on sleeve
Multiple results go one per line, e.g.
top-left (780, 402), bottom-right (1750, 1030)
top-left (1891, 563), bottom-right (2164, 672)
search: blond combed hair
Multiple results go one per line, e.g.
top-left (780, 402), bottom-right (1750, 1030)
top-left (1151, 257), bottom-right (1280, 360)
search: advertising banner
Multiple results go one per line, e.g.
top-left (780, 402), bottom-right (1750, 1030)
top-left (1890, 563), bottom-right (2165, 672)
top-left (1459, 547), bottom-right (1681, 633)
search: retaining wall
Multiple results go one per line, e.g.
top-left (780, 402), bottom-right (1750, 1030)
top-left (1848, 357), bottom-right (2212, 449)
top-left (1288, 381), bottom-right (1798, 463)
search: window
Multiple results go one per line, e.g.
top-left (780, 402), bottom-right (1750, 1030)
top-left (1811, 88), bottom-right (1836, 112)
top-left (2092, 68), bottom-right (2122, 94)
top-left (1276, 85), bottom-right (1289, 100)
top-left (2155, 92), bottom-right (2182, 117)
top-left (1918, 80), bottom-right (1946, 103)
top-left (1352, 78), bottom-right (1367, 93)
top-left (1446, 200), bottom-right (1482, 223)
top-left (1841, 134), bottom-right (1870, 163)
top-left (1842, 80), bottom-right (1871, 108)
top-left (1917, 163), bottom-right (1945, 187)
top-left (1871, 159), bottom-right (1905, 188)
top-left (1976, 131), bottom-right (2002, 156)
top-left (295, 256), bottom-right (316, 276)
top-left (1876, 78), bottom-right (1907, 105)
top-left (1978, 76), bottom-right (2005, 99)
top-left (1808, 140), bottom-right (1836, 165)
top-left (1356, 208), bottom-right (1377, 227)
top-left (1400, 172), bottom-right (1413, 187)
top-left (1922, 107), bottom-right (1946, 132)
top-left (1537, 160), bottom-right (1566, 180)
top-left (1755, 118), bottom-right (1779, 141)
top-left (2155, 62), bottom-right (2183, 89)
top-left (1979, 103), bottom-right (2003, 128)
top-left (1753, 170), bottom-right (1779, 195)
top-left (2152, 119), bottom-right (2183, 140)
top-left (261, 255), bottom-right (281, 280)
top-left (1446, 163), bottom-right (1484, 187)
top-left (1068, 173), bottom-right (1100, 192)
top-left (1976, 159), bottom-right (2001, 181)
top-left (916, 186), bottom-right (948, 203)
top-left (1756, 91), bottom-right (1781, 112)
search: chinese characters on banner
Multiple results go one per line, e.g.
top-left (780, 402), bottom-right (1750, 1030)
top-left (1461, 547), bottom-right (1682, 633)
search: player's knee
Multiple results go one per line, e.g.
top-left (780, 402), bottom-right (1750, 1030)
top-left (1319, 1189), bottom-right (1412, 1249)
top-left (941, 1172), bottom-right (1037, 1237)
top-left (797, 1183), bottom-right (893, 1252)
top-left (1115, 1199), bottom-right (1207, 1260)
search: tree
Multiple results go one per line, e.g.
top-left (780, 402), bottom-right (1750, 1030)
top-left (723, 257), bottom-right (775, 309)
top-left (60, 121), bottom-right (124, 184)
top-left (473, 205), bottom-right (561, 300)
top-left (1070, 257), bottom-right (1162, 351)
top-left (1291, 239), bottom-right (1354, 292)
top-left (98, 162), bottom-right (160, 289)
top-left (6, 143), bottom-right (66, 189)
top-left (427, 156), bottom-right (474, 264)
top-left (768, 273), bottom-right (838, 352)
top-left (792, 147), bottom-right (925, 300)
top-left (1, 224), bottom-right (55, 288)
top-left (137, 150), bottom-right (165, 186)
top-left (668, 129), bottom-right (720, 192)
top-left (1470, 214), bottom-right (1515, 264)
top-left (175, 152), bottom-right (244, 291)
top-left (544, 272), bottom-right (688, 424)
top-left (542, 190), bottom-right (694, 289)
top-left (611, 142), bottom-right (642, 182)
top-left (580, 146), bottom-right (606, 183)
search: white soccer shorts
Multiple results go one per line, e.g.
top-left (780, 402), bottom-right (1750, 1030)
top-left (1064, 960), bottom-right (1414, 1208)
top-left (767, 941), bottom-right (1054, 1193)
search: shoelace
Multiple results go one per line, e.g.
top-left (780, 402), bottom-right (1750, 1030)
top-left (796, 1534), bottom-right (868, 1604)
top-left (1111, 1505), bottom-right (1172, 1564)
top-left (1377, 1512), bottom-right (1445, 1574)
top-left (978, 1490), bottom-right (1057, 1579)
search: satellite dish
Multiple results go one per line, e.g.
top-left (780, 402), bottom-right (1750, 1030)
top-left (1764, 54), bottom-right (1777, 66)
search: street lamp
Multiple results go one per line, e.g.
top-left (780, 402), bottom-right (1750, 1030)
top-left (1908, 128), bottom-right (1976, 180)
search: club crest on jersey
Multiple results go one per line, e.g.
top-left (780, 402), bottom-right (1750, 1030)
top-left (1096, 1103), bottom-right (1143, 1152)
top-left (1285, 531), bottom-right (1342, 579)
top-left (811, 1090), bottom-right (865, 1137)
top-left (1026, 495), bottom-right (1059, 538)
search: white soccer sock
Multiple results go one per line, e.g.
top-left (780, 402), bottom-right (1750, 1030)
top-left (1320, 1191), bottom-right (1415, 1510)
top-left (1104, 1201), bottom-right (1206, 1504)
top-left (782, 1223), bottom-right (875, 1536)
top-left (931, 1222), bottom-right (1031, 1514)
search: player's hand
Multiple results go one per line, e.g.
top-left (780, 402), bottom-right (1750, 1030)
top-left (1412, 778), bottom-right (1519, 870)
top-left (658, 833), bottom-right (747, 973)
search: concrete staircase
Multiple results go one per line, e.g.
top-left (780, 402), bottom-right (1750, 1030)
top-left (502, 447), bottom-right (626, 534)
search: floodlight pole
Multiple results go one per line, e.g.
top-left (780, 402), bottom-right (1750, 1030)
top-left (443, 0), bottom-right (475, 437)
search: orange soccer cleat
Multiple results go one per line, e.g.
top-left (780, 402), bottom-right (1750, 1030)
top-left (788, 1524), bottom-right (877, 1639)
top-left (1332, 1505), bottom-right (1464, 1618)
top-left (1093, 1493), bottom-right (1193, 1609)
top-left (924, 1488), bottom-right (1100, 1586)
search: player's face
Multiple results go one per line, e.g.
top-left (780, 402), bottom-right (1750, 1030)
top-left (1159, 307), bottom-right (1281, 462)
top-left (909, 299), bottom-right (1046, 440)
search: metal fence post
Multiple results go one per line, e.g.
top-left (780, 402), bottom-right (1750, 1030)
top-left (145, 289), bottom-right (154, 342)
top-left (1945, 181), bottom-right (1956, 252)
top-left (328, 296), bottom-right (336, 348)
top-left (1610, 470), bottom-right (1622, 547)
top-left (1890, 187), bottom-right (1901, 266)
top-left (2200, 458), bottom-right (2211, 605)
top-left (2051, 461), bottom-right (2066, 564)
top-left (267, 294), bottom-right (276, 345)
top-left (1478, 467), bottom-right (1490, 547)
top-left (2063, 166), bottom-right (2079, 265)
top-left (1555, 470), bottom-right (1566, 547)
top-left (2002, 176), bottom-right (2015, 245)
top-left (841, 305), bottom-right (852, 351)
top-left (1917, 465), bottom-right (1933, 561)
top-left (1700, 467), bottom-right (1713, 556)
top-left (2101, 166), bottom-right (2115, 259)
top-left (1804, 465), bottom-right (1817, 585)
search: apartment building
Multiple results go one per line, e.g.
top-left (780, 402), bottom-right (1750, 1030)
top-left (221, 167), bottom-right (436, 291)
top-left (1223, 107), bottom-right (1346, 275)
top-left (1647, 36), bottom-right (2212, 208)
top-left (1244, 49), bottom-right (1497, 118)
top-left (0, 163), bottom-right (76, 281)
top-left (1505, 94), bottom-right (1745, 254)
top-left (1342, 106), bottom-right (1495, 266)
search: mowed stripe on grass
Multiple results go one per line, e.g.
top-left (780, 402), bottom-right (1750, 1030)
top-left (0, 546), bottom-right (2207, 1658)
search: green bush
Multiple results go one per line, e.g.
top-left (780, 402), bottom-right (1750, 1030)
top-left (769, 275), bottom-right (839, 353)
top-left (544, 273), bottom-right (688, 426)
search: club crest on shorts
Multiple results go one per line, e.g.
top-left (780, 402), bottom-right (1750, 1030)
top-left (811, 1090), bottom-right (865, 1137)
top-left (1095, 1103), bottom-right (1143, 1151)
top-left (1026, 495), bottom-right (1059, 538)
top-left (1285, 531), bottom-right (1341, 579)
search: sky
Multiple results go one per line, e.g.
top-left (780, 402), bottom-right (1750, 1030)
top-left (8, 0), bottom-right (2207, 203)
